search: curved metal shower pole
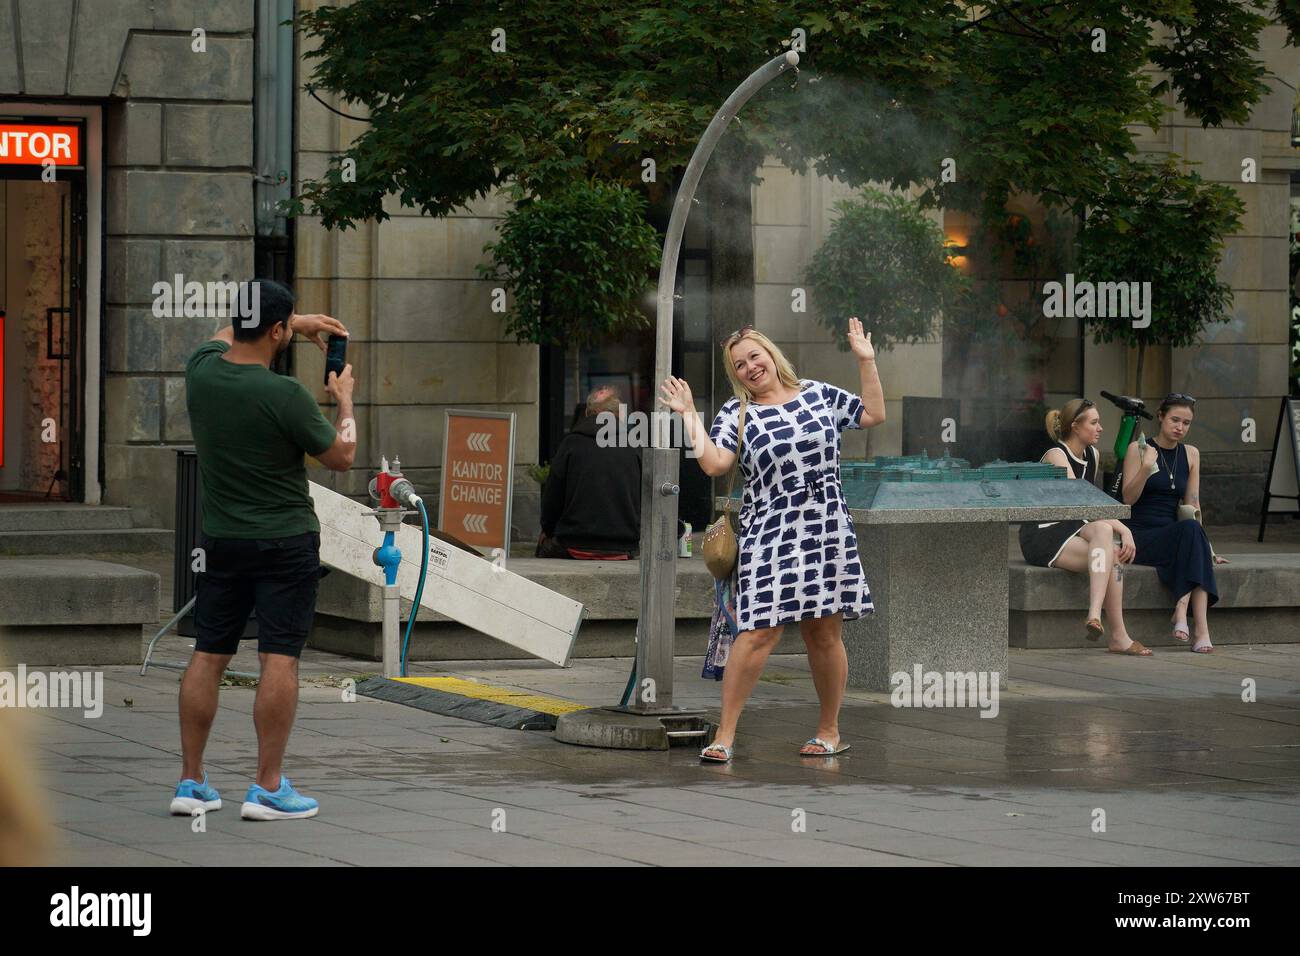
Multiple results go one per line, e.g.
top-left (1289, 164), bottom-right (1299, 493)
top-left (632, 51), bottom-right (799, 714)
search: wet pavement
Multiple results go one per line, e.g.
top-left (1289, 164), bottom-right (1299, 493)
top-left (15, 638), bottom-right (1300, 866)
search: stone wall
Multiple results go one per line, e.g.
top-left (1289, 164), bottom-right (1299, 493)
top-left (294, 0), bottom-right (541, 546)
top-left (0, 0), bottom-right (257, 526)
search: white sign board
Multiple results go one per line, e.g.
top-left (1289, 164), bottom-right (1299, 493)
top-left (310, 482), bottom-right (582, 666)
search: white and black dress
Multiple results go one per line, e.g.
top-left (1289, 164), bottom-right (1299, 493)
top-left (708, 380), bottom-right (874, 633)
top-left (1017, 440), bottom-right (1098, 568)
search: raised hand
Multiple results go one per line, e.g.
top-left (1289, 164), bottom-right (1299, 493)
top-left (325, 363), bottom-right (354, 404)
top-left (847, 316), bottom-right (875, 362)
top-left (291, 312), bottom-right (349, 352)
top-left (1140, 441), bottom-right (1159, 471)
top-left (658, 376), bottom-right (695, 416)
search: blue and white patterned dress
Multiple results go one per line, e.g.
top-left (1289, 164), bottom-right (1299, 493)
top-left (709, 379), bottom-right (874, 633)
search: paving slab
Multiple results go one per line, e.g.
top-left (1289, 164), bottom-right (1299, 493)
top-left (6, 632), bottom-right (1299, 866)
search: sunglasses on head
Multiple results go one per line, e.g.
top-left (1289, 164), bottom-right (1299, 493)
top-left (719, 325), bottom-right (755, 347)
top-left (1071, 399), bottom-right (1095, 420)
top-left (1164, 392), bottom-right (1196, 406)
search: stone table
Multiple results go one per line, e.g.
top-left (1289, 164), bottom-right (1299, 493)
top-left (720, 480), bottom-right (1129, 691)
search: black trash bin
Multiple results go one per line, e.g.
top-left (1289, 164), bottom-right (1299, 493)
top-left (173, 448), bottom-right (257, 638)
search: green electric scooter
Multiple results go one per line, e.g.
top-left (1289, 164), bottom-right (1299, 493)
top-left (1100, 390), bottom-right (1154, 501)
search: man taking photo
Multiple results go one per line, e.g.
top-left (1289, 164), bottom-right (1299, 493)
top-left (171, 279), bottom-right (355, 821)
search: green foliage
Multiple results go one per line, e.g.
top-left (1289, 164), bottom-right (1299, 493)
top-left (288, 1), bottom-right (1299, 232)
top-left (1148, 1), bottom-right (1274, 127)
top-left (287, 1), bottom-right (1297, 373)
top-left (803, 188), bottom-right (965, 351)
top-left (1077, 157), bottom-right (1243, 351)
top-left (477, 179), bottom-right (661, 348)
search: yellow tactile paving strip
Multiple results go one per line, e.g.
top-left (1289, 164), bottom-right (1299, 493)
top-left (393, 676), bottom-right (587, 716)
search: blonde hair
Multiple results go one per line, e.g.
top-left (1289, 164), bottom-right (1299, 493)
top-left (720, 329), bottom-right (801, 402)
top-left (1044, 398), bottom-right (1094, 441)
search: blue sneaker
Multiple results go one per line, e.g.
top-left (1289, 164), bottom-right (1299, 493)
top-left (170, 773), bottom-right (222, 815)
top-left (240, 776), bottom-right (319, 821)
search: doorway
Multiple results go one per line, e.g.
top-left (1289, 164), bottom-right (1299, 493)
top-left (0, 166), bottom-right (87, 501)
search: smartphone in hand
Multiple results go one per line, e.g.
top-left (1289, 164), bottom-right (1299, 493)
top-left (324, 334), bottom-right (347, 386)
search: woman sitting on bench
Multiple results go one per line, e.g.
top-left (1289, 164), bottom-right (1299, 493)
top-left (1120, 393), bottom-right (1225, 654)
top-left (1018, 397), bottom-right (1148, 655)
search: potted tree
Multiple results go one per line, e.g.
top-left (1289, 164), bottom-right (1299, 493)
top-left (478, 178), bottom-right (661, 548)
top-left (803, 187), bottom-right (966, 456)
top-left (1077, 156), bottom-right (1242, 394)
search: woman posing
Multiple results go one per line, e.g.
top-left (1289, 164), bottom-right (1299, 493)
top-left (1018, 398), bottom-right (1147, 655)
top-left (1120, 394), bottom-right (1225, 653)
top-left (660, 319), bottom-right (885, 762)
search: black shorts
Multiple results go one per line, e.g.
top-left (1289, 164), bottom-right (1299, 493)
top-left (193, 531), bottom-right (321, 658)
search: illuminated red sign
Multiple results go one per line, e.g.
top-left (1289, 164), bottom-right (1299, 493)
top-left (0, 123), bottom-right (81, 167)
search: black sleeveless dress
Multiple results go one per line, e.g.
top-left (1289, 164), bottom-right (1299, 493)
top-left (1121, 442), bottom-right (1218, 605)
top-left (1018, 440), bottom-right (1098, 568)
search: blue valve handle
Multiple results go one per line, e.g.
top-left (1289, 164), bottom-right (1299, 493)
top-left (374, 531), bottom-right (402, 586)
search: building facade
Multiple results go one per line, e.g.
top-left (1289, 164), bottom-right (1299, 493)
top-left (0, 1), bottom-right (1294, 539)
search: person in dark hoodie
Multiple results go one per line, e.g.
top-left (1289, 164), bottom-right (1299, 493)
top-left (538, 386), bottom-right (642, 559)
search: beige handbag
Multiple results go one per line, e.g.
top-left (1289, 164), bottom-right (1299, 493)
top-left (702, 401), bottom-right (748, 580)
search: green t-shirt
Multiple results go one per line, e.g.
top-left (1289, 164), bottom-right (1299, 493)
top-left (185, 340), bottom-right (338, 538)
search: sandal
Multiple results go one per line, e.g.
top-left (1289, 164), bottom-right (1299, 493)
top-left (1171, 619), bottom-right (1190, 642)
top-left (1190, 636), bottom-right (1214, 654)
top-left (800, 737), bottom-right (850, 756)
top-left (1107, 640), bottom-right (1153, 656)
top-left (700, 743), bottom-right (733, 763)
top-left (1085, 618), bottom-right (1104, 642)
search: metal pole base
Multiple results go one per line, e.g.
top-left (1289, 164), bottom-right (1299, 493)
top-left (553, 706), bottom-right (714, 751)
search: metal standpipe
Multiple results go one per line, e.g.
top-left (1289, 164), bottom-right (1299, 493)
top-left (371, 507), bottom-right (409, 678)
top-left (555, 51), bottom-right (800, 750)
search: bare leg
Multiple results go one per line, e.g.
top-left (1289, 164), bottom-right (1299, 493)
top-left (800, 613), bottom-right (847, 752)
top-left (1189, 588), bottom-right (1212, 652)
top-left (253, 653), bottom-right (301, 790)
top-left (707, 624), bottom-right (784, 751)
top-left (1172, 592), bottom-right (1191, 641)
top-left (178, 651), bottom-right (234, 782)
top-left (1101, 564), bottom-right (1135, 652)
top-left (1051, 523), bottom-right (1113, 628)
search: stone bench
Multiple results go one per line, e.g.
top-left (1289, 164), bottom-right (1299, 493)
top-left (0, 559), bottom-right (160, 665)
top-left (1008, 554), bottom-right (1300, 648)
top-left (310, 557), bottom-right (792, 661)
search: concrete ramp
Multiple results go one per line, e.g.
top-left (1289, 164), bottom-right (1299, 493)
top-left (310, 482), bottom-right (582, 666)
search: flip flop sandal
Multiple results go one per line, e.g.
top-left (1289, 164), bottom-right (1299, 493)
top-left (800, 737), bottom-right (850, 756)
top-left (1107, 640), bottom-right (1153, 656)
top-left (1085, 618), bottom-right (1104, 642)
top-left (1171, 621), bottom-right (1190, 642)
top-left (700, 743), bottom-right (733, 763)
